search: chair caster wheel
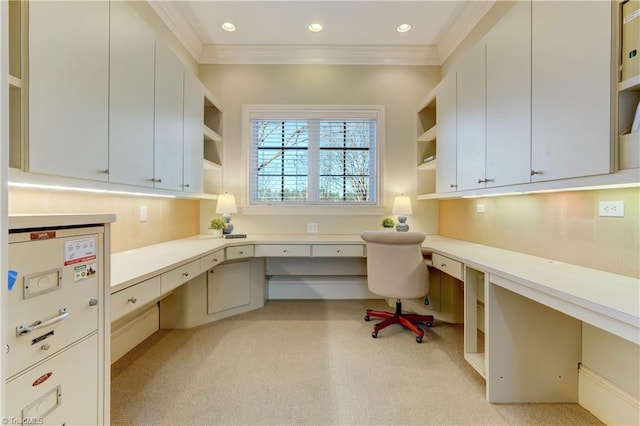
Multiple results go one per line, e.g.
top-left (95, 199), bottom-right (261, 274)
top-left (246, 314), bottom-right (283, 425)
top-left (416, 335), bottom-right (423, 343)
top-left (364, 315), bottom-right (370, 322)
top-left (426, 321), bottom-right (434, 327)
top-left (371, 331), bottom-right (378, 338)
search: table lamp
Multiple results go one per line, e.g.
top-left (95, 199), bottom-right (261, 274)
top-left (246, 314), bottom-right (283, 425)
top-left (392, 195), bottom-right (412, 232)
top-left (215, 193), bottom-right (238, 235)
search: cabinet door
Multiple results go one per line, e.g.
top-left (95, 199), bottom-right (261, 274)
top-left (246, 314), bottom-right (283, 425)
top-left (436, 73), bottom-right (458, 193)
top-left (154, 43), bottom-right (185, 191)
top-left (485, 0), bottom-right (532, 187)
top-left (531, 1), bottom-right (612, 181)
top-left (456, 42), bottom-right (486, 191)
top-left (28, 1), bottom-right (109, 181)
top-left (108, 1), bottom-right (155, 187)
top-left (183, 72), bottom-right (204, 193)
top-left (207, 261), bottom-right (251, 315)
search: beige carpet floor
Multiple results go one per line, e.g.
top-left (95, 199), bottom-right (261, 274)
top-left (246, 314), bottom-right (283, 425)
top-left (111, 299), bottom-right (603, 425)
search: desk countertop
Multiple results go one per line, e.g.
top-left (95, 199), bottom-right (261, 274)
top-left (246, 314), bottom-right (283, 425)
top-left (422, 235), bottom-right (640, 344)
top-left (110, 233), bottom-right (639, 343)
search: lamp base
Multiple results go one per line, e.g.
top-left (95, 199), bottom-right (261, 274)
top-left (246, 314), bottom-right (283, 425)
top-left (222, 213), bottom-right (234, 235)
top-left (395, 215), bottom-right (409, 232)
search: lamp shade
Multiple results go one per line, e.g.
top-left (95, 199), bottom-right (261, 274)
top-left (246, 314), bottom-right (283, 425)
top-left (215, 193), bottom-right (238, 214)
top-left (391, 195), bottom-right (413, 215)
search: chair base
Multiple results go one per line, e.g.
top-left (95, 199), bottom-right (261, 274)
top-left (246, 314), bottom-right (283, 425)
top-left (365, 300), bottom-right (434, 343)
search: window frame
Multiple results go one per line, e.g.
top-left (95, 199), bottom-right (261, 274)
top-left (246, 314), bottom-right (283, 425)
top-left (242, 105), bottom-right (385, 215)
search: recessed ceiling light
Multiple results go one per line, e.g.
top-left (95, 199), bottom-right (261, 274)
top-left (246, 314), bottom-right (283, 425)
top-left (308, 23), bottom-right (323, 33)
top-left (221, 22), bottom-right (236, 32)
top-left (397, 23), bottom-right (412, 33)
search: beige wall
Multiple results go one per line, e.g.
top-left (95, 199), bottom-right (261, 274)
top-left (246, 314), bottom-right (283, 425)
top-left (198, 64), bottom-right (440, 235)
top-left (8, 188), bottom-right (199, 253)
top-left (439, 187), bottom-right (640, 278)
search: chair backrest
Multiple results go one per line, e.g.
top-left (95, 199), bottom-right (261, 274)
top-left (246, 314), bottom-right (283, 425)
top-left (360, 231), bottom-right (429, 299)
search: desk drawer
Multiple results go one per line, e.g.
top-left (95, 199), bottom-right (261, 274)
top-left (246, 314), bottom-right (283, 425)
top-left (111, 276), bottom-right (161, 322)
top-left (200, 249), bottom-right (225, 272)
top-left (160, 260), bottom-right (200, 294)
top-left (255, 244), bottom-right (311, 257)
top-left (432, 253), bottom-right (464, 281)
top-left (312, 244), bottom-right (364, 257)
top-left (226, 245), bottom-right (254, 260)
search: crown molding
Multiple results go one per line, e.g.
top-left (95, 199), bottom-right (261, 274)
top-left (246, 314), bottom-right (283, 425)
top-left (200, 44), bottom-right (440, 66)
top-left (148, 1), bottom-right (494, 66)
top-left (437, 0), bottom-right (496, 63)
top-left (146, 0), bottom-right (203, 61)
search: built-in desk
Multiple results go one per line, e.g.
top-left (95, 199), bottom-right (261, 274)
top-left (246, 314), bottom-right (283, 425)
top-left (109, 233), bottom-right (639, 423)
top-left (422, 235), bottom-right (639, 425)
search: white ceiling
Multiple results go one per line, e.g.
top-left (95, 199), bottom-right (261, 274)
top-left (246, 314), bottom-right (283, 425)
top-left (148, 1), bottom-right (495, 65)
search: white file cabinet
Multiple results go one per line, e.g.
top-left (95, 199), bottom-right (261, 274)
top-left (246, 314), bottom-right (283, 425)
top-left (7, 214), bottom-right (114, 425)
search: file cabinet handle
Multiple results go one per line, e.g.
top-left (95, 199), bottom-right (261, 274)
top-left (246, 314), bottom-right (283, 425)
top-left (128, 297), bottom-right (137, 304)
top-left (16, 308), bottom-right (68, 337)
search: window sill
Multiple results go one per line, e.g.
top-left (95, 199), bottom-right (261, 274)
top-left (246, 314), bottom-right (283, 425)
top-left (241, 205), bottom-right (386, 215)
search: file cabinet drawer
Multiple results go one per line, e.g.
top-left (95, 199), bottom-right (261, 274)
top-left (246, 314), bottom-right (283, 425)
top-left (432, 253), bottom-right (464, 281)
top-left (7, 234), bottom-right (100, 378)
top-left (226, 245), bottom-right (254, 260)
top-left (161, 260), bottom-right (200, 294)
top-left (111, 276), bottom-right (161, 322)
top-left (200, 249), bottom-right (225, 272)
top-left (312, 244), bottom-right (364, 257)
top-left (255, 244), bottom-right (311, 257)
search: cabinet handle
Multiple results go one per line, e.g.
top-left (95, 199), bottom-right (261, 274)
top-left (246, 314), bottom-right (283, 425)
top-left (183, 183), bottom-right (190, 188)
top-left (98, 169), bottom-right (109, 174)
top-left (478, 178), bottom-right (494, 184)
top-left (148, 178), bottom-right (162, 183)
top-left (89, 298), bottom-right (98, 306)
top-left (283, 249), bottom-right (288, 253)
top-left (41, 343), bottom-right (51, 351)
top-left (239, 251), bottom-right (244, 255)
top-left (441, 263), bottom-right (447, 268)
top-left (336, 250), bottom-right (341, 253)
top-left (212, 258), bottom-right (218, 263)
top-left (182, 272), bottom-right (190, 277)
top-left (16, 308), bottom-right (69, 336)
top-left (128, 297), bottom-right (137, 304)
top-left (450, 184), bottom-right (457, 188)
top-left (530, 170), bottom-right (542, 176)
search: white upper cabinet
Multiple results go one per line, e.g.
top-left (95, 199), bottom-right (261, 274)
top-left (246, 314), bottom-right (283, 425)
top-left (456, 42), bottom-right (486, 191)
top-left (183, 72), bottom-right (205, 194)
top-left (108, 1), bottom-right (155, 187)
top-left (154, 43), bottom-right (185, 191)
top-left (531, 1), bottom-right (612, 181)
top-left (28, 1), bottom-right (109, 181)
top-left (485, 0), bottom-right (532, 187)
top-left (436, 73), bottom-right (458, 193)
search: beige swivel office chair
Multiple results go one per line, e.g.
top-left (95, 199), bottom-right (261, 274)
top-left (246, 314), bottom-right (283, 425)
top-left (361, 231), bottom-right (434, 343)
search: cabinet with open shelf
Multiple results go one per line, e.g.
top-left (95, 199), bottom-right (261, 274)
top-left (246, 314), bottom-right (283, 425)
top-left (203, 88), bottom-right (223, 195)
top-left (8, 0), bottom-right (26, 171)
top-left (416, 85), bottom-right (438, 198)
top-left (617, 1), bottom-right (640, 171)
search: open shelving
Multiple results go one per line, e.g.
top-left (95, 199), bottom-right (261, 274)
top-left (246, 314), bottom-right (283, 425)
top-left (203, 87), bottom-right (223, 195)
top-left (416, 84), bottom-right (439, 198)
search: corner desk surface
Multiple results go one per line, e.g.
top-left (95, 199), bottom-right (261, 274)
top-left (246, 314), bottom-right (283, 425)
top-left (110, 234), bottom-right (639, 345)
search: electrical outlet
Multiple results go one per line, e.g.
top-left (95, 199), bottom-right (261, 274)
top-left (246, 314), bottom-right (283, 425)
top-left (139, 206), bottom-right (148, 222)
top-left (476, 203), bottom-right (485, 214)
top-left (598, 201), bottom-right (624, 217)
top-left (307, 223), bottom-right (318, 233)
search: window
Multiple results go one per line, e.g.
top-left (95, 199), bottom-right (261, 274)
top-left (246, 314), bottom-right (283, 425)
top-left (245, 106), bottom-right (383, 208)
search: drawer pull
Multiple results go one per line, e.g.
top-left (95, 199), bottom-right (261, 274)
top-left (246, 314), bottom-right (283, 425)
top-left (239, 251), bottom-right (244, 255)
top-left (212, 258), bottom-right (218, 263)
top-left (336, 250), bottom-right (341, 253)
top-left (17, 308), bottom-right (69, 337)
top-left (283, 249), bottom-right (288, 253)
top-left (441, 263), bottom-right (447, 268)
top-left (41, 343), bottom-right (51, 351)
top-left (182, 272), bottom-right (190, 277)
top-left (128, 297), bottom-right (137, 304)
top-left (89, 298), bottom-right (98, 306)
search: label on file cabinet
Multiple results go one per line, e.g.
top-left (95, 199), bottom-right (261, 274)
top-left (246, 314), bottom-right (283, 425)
top-left (63, 237), bottom-right (97, 266)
